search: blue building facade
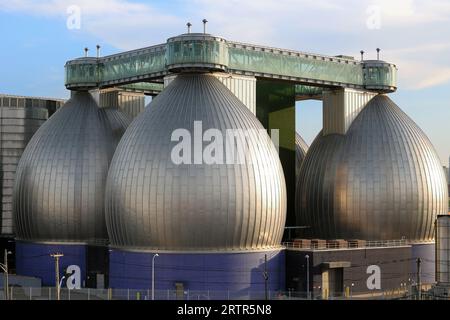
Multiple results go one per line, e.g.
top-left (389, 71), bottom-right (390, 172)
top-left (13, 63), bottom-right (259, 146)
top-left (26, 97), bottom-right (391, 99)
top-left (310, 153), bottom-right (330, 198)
top-left (109, 248), bottom-right (285, 298)
top-left (15, 241), bottom-right (86, 286)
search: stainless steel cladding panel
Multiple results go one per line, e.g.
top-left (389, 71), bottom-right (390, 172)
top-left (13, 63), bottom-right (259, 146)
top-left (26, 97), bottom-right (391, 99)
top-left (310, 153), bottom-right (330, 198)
top-left (436, 215), bottom-right (450, 285)
top-left (105, 73), bottom-right (287, 251)
top-left (295, 133), bottom-right (308, 179)
top-left (13, 91), bottom-right (130, 243)
top-left (0, 107), bottom-right (48, 235)
top-left (296, 95), bottom-right (448, 241)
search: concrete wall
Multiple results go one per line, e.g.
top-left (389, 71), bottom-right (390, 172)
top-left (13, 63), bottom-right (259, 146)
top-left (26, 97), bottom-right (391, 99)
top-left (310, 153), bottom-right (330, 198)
top-left (411, 242), bottom-right (435, 285)
top-left (286, 246), bottom-right (412, 297)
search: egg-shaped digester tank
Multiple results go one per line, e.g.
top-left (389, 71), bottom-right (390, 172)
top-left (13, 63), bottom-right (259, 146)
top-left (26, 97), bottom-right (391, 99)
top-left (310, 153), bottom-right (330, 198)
top-left (105, 73), bottom-right (287, 294)
top-left (295, 133), bottom-right (308, 179)
top-left (296, 95), bottom-right (448, 242)
top-left (13, 91), bottom-right (130, 285)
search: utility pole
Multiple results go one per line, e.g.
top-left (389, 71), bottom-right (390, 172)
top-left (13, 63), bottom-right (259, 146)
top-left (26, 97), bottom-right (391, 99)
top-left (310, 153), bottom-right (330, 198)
top-left (50, 253), bottom-right (64, 301)
top-left (1, 249), bottom-right (11, 300)
top-left (263, 254), bottom-right (269, 300)
top-left (416, 258), bottom-right (422, 300)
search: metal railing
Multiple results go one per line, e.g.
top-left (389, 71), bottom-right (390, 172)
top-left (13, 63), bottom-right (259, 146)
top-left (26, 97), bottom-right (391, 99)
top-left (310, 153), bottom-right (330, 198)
top-left (0, 287), bottom-right (446, 300)
top-left (283, 239), bottom-right (409, 250)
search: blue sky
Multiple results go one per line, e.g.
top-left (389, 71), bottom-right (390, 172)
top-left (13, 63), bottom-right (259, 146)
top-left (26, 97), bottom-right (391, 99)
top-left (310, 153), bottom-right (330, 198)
top-left (0, 0), bottom-right (449, 165)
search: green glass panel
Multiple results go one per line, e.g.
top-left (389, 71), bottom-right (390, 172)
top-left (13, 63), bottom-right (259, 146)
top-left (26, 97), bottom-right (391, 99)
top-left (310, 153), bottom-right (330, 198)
top-left (229, 46), bottom-right (364, 85)
top-left (166, 39), bottom-right (228, 67)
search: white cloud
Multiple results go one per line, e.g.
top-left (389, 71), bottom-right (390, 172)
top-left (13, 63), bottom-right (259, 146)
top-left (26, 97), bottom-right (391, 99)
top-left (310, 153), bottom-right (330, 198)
top-left (0, 0), bottom-right (183, 49)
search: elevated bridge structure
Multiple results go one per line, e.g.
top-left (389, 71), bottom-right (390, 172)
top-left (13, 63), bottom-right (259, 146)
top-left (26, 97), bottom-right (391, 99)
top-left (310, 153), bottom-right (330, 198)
top-left (64, 33), bottom-right (397, 99)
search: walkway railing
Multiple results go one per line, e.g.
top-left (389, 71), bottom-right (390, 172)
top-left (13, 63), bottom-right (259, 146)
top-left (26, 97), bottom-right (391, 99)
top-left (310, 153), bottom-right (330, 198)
top-left (282, 239), bottom-right (410, 250)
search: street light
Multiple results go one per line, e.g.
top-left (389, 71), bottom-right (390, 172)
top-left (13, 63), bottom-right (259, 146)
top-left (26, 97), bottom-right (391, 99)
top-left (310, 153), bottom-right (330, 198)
top-left (0, 250), bottom-right (12, 300)
top-left (351, 283), bottom-right (355, 298)
top-left (305, 255), bottom-right (310, 299)
top-left (152, 253), bottom-right (159, 300)
top-left (59, 276), bottom-right (66, 300)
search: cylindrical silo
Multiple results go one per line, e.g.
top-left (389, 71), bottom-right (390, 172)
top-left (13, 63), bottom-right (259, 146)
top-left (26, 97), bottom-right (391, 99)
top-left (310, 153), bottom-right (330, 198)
top-left (105, 73), bottom-right (286, 296)
top-left (13, 91), bottom-right (130, 285)
top-left (0, 102), bottom-right (48, 236)
top-left (436, 215), bottom-right (450, 285)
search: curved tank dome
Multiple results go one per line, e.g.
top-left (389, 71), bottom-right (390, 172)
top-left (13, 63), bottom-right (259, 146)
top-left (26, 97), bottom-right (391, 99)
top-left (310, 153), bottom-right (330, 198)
top-left (105, 73), bottom-right (287, 250)
top-left (296, 95), bottom-right (448, 241)
top-left (13, 91), bottom-right (130, 243)
top-left (295, 133), bottom-right (308, 178)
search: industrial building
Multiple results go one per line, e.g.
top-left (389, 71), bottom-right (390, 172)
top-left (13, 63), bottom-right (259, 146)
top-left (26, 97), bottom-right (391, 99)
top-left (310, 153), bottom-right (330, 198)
top-left (1, 25), bottom-right (449, 299)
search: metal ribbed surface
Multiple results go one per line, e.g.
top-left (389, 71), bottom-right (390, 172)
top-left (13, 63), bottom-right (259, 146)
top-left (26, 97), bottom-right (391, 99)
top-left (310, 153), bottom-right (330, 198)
top-left (436, 215), bottom-right (450, 285)
top-left (295, 133), bottom-right (308, 179)
top-left (13, 91), bottom-right (130, 243)
top-left (105, 73), bottom-right (287, 250)
top-left (0, 107), bottom-right (48, 235)
top-left (296, 95), bottom-right (448, 241)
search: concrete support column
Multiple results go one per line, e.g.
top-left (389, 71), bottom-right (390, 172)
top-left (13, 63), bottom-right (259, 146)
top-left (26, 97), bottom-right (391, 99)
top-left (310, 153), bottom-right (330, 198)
top-left (164, 73), bottom-right (256, 115)
top-left (90, 89), bottom-right (145, 119)
top-left (323, 88), bottom-right (377, 136)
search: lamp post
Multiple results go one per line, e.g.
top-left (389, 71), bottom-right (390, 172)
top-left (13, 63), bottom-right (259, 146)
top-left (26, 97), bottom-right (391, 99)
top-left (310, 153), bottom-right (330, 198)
top-left (0, 250), bottom-right (12, 300)
top-left (263, 254), bottom-right (269, 300)
top-left (416, 258), bottom-right (422, 300)
top-left (50, 253), bottom-right (64, 301)
top-left (59, 276), bottom-right (66, 300)
top-left (407, 278), bottom-right (411, 296)
top-left (152, 253), bottom-right (159, 300)
top-left (351, 283), bottom-right (355, 298)
top-left (305, 255), bottom-right (310, 299)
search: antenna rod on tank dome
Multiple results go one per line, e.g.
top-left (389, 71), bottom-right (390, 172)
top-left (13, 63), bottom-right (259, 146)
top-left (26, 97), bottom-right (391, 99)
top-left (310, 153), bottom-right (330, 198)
top-left (376, 48), bottom-right (381, 60)
top-left (96, 45), bottom-right (101, 58)
top-left (84, 47), bottom-right (89, 57)
top-left (360, 50), bottom-right (364, 61)
top-left (186, 22), bottom-right (192, 34)
top-left (202, 19), bottom-right (208, 34)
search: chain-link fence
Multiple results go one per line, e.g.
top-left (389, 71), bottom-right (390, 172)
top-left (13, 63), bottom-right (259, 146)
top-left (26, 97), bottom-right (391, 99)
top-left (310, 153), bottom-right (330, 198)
top-left (0, 287), bottom-right (447, 300)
